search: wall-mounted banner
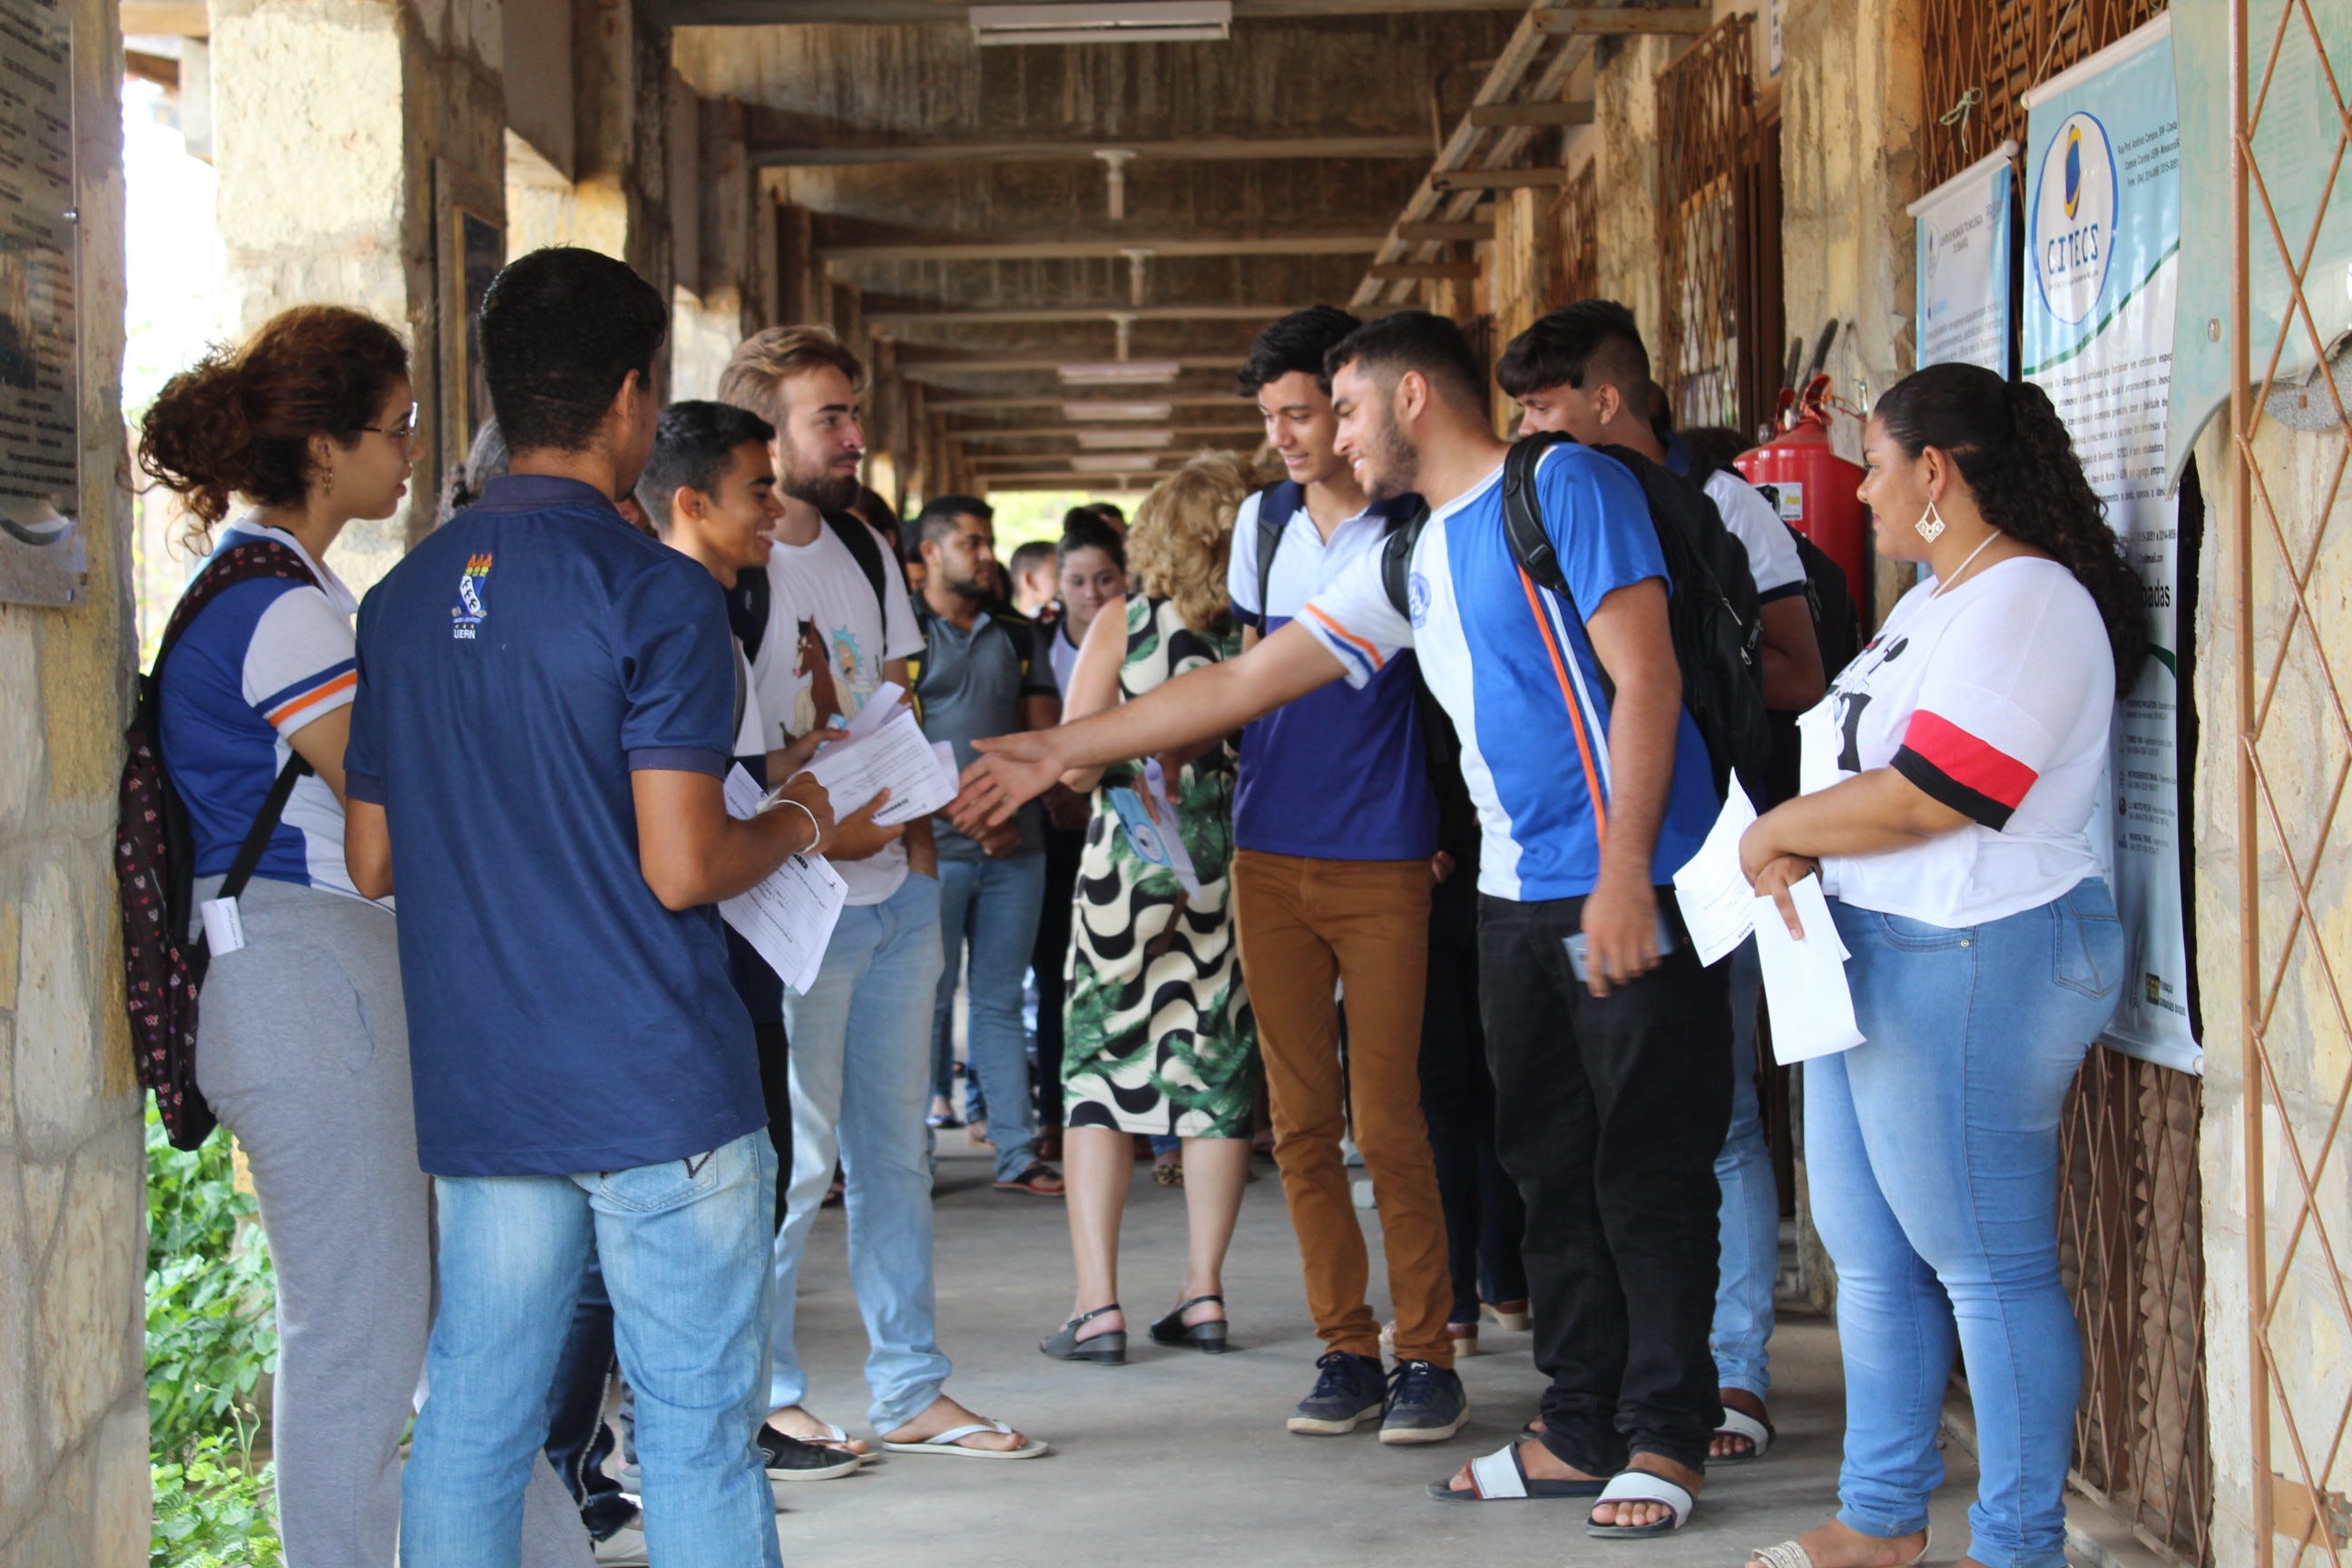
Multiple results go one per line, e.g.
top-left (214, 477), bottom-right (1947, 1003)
top-left (2024, 13), bottom-right (2198, 1074)
top-left (1909, 141), bottom-right (2018, 377)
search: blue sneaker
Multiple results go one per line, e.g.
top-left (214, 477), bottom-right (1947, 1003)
top-left (1287, 1350), bottom-right (1387, 1436)
top-left (1378, 1358), bottom-right (1468, 1445)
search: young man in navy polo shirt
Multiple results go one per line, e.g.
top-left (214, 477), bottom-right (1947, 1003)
top-left (1223, 307), bottom-right (1463, 1445)
top-left (343, 248), bottom-right (848, 1568)
top-left (956, 312), bottom-right (1730, 1534)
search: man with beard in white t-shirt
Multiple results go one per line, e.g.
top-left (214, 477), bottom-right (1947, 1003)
top-left (718, 327), bottom-right (1051, 1472)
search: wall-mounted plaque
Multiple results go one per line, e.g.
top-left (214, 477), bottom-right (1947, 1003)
top-left (0, 0), bottom-right (83, 608)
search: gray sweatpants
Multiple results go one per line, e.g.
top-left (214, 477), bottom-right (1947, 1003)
top-left (194, 876), bottom-right (593, 1568)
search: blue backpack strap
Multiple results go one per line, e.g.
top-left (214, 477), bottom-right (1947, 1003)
top-left (1250, 480), bottom-right (1302, 630)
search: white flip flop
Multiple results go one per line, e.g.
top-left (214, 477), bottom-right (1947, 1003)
top-left (1584, 1470), bottom-right (1696, 1538)
top-left (879, 1418), bottom-right (1051, 1460)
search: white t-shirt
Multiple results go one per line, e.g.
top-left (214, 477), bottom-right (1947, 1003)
top-left (1702, 469), bottom-right (1807, 603)
top-left (1798, 556), bottom-right (2113, 926)
top-left (731, 644), bottom-right (763, 759)
top-left (1047, 614), bottom-right (1083, 695)
top-left (747, 518), bottom-right (924, 906)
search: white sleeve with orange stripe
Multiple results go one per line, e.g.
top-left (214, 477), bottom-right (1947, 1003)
top-left (241, 584), bottom-right (360, 739)
top-left (1298, 544), bottom-right (1414, 690)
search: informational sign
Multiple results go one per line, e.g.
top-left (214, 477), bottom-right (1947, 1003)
top-left (2024, 14), bottom-right (2199, 1073)
top-left (0, 0), bottom-right (83, 608)
top-left (1909, 141), bottom-right (2018, 377)
top-left (2168, 0), bottom-right (2352, 484)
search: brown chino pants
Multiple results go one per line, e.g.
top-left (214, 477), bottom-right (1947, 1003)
top-left (1231, 849), bottom-right (1453, 1367)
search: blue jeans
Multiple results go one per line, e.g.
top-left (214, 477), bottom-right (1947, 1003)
top-left (1712, 938), bottom-right (1777, 1401)
top-left (929, 852), bottom-right (1048, 1182)
top-left (400, 1130), bottom-right (781, 1568)
top-left (772, 872), bottom-right (951, 1431)
top-left (1808, 881), bottom-right (2123, 1568)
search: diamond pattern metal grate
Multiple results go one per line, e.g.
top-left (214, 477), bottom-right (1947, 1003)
top-left (1920, 0), bottom-right (2170, 189)
top-left (2232, 3), bottom-right (2352, 1564)
top-left (1657, 14), bottom-right (1754, 436)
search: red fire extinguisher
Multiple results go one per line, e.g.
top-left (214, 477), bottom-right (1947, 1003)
top-left (1736, 374), bottom-right (1869, 617)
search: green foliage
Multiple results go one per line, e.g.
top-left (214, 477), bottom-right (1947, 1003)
top-left (150, 1435), bottom-right (282, 1568)
top-left (147, 1105), bottom-right (283, 1563)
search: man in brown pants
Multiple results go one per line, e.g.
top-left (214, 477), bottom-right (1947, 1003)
top-left (1225, 309), bottom-right (1464, 1444)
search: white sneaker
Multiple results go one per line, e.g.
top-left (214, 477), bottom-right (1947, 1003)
top-left (593, 1524), bottom-right (649, 1565)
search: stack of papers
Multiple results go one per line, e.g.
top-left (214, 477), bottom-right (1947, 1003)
top-left (1671, 790), bottom-right (1866, 1064)
top-left (793, 682), bottom-right (959, 828)
top-left (719, 766), bottom-right (848, 995)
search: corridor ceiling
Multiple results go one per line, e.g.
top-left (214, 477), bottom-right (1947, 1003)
top-left (661, 0), bottom-right (1606, 488)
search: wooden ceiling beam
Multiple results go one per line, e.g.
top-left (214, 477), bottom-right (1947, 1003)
top-left (956, 425), bottom-right (1261, 444)
top-left (1395, 220), bottom-right (1493, 241)
top-left (1367, 261), bottom-right (1483, 280)
top-left (122, 1), bottom-right (207, 34)
top-left (874, 305), bottom-right (1308, 328)
top-left (1533, 6), bottom-right (1712, 35)
top-left (653, 1), bottom-right (1524, 21)
top-left (819, 233), bottom-right (1387, 264)
top-left (935, 395), bottom-right (1243, 414)
top-left (755, 134), bottom-right (1432, 169)
top-left (894, 356), bottom-right (1243, 375)
top-left (1429, 168), bottom-right (1567, 191)
top-left (1467, 100), bottom-right (1596, 128)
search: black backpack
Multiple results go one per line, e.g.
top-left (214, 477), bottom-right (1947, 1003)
top-left (1381, 434), bottom-right (1773, 806)
top-left (115, 538), bottom-right (320, 1150)
top-left (724, 508), bottom-right (891, 662)
top-left (1744, 477), bottom-right (1865, 802)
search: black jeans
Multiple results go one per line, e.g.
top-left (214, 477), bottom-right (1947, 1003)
top-left (1477, 889), bottom-right (1731, 1475)
top-left (1419, 910), bottom-right (1528, 1325)
top-left (1030, 818), bottom-right (1083, 1130)
top-left (541, 1252), bottom-right (637, 1541)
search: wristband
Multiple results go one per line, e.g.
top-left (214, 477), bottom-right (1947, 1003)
top-left (770, 796), bottom-right (822, 854)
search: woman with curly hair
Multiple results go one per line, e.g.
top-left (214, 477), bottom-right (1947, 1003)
top-left (139, 308), bottom-right (590, 1568)
top-left (1738, 361), bottom-right (2144, 1568)
top-left (1034, 452), bottom-right (1259, 1366)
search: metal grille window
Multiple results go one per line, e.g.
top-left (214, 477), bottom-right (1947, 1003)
top-left (1920, 0), bottom-right (2169, 188)
top-left (1657, 15), bottom-right (1760, 435)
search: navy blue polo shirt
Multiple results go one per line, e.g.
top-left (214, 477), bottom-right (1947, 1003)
top-left (343, 473), bottom-right (762, 1178)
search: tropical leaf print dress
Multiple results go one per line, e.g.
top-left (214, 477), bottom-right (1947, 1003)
top-left (1063, 595), bottom-right (1257, 1139)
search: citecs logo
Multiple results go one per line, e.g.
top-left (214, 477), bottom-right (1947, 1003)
top-left (451, 553), bottom-right (493, 640)
top-left (2034, 112), bottom-right (2116, 327)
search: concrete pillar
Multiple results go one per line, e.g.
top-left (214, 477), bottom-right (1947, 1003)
top-left (0, 1), bottom-right (151, 1563)
top-left (211, 0), bottom-right (506, 585)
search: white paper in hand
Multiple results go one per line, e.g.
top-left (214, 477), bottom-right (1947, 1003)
top-left (803, 708), bottom-right (958, 826)
top-left (1671, 788), bottom-right (1759, 966)
top-left (1752, 874), bottom-right (1865, 1064)
top-left (718, 766), bottom-right (848, 995)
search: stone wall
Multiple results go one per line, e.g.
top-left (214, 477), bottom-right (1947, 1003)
top-left (2190, 409), bottom-right (2352, 1568)
top-left (0, 0), bottom-right (151, 1561)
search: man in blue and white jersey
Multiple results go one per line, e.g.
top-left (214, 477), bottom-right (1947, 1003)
top-left (952, 311), bottom-right (1730, 1533)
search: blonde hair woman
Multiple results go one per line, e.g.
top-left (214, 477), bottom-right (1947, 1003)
top-left (1035, 452), bottom-right (1261, 1366)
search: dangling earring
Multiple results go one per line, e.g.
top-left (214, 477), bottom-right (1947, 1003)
top-left (1914, 498), bottom-right (1945, 544)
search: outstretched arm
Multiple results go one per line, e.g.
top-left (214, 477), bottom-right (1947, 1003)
top-left (951, 619), bottom-right (1346, 829)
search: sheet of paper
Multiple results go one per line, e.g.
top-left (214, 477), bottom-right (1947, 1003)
top-left (842, 681), bottom-right (907, 741)
top-left (1671, 787), bottom-right (1760, 966)
top-left (719, 766), bottom-right (848, 995)
top-left (1105, 759), bottom-right (1201, 896)
top-left (199, 897), bottom-right (246, 956)
top-left (801, 707), bottom-right (958, 827)
top-left (1752, 874), bottom-right (1865, 1064)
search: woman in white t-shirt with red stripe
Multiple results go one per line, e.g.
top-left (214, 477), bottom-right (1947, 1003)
top-left (1735, 362), bottom-right (2146, 1568)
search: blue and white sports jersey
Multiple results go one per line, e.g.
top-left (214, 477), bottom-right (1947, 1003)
top-left (1298, 445), bottom-right (1719, 902)
top-left (158, 521), bottom-right (372, 900)
top-left (1226, 485), bottom-right (1436, 862)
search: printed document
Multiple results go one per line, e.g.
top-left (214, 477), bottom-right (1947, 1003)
top-left (1671, 788), bottom-right (1760, 966)
top-left (799, 683), bottom-right (959, 827)
top-left (1752, 874), bottom-right (1865, 1064)
top-left (719, 766), bottom-right (848, 995)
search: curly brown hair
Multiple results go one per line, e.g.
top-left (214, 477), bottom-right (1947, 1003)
top-left (1127, 451), bottom-right (1250, 634)
top-left (138, 305), bottom-right (409, 547)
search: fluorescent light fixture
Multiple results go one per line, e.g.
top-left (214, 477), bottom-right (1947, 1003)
top-left (970, 3), bottom-right (1231, 45)
top-left (1074, 428), bottom-right (1174, 449)
top-left (1070, 454), bottom-right (1162, 474)
top-left (1057, 359), bottom-right (1182, 387)
top-left (1063, 401), bottom-right (1171, 422)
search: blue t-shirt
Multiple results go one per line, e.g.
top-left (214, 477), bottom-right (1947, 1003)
top-left (344, 474), bottom-right (762, 1177)
top-left (1225, 485), bottom-right (1438, 862)
top-left (1299, 445), bottom-right (1718, 902)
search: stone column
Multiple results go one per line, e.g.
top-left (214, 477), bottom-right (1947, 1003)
top-left (0, 0), bottom-right (151, 1563)
top-left (210, 0), bottom-right (507, 586)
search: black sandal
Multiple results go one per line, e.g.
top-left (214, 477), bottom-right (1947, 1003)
top-left (1148, 1294), bottom-right (1230, 1353)
top-left (1040, 1303), bottom-right (1126, 1365)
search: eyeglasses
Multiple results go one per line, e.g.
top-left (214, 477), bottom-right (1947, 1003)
top-left (360, 402), bottom-right (419, 442)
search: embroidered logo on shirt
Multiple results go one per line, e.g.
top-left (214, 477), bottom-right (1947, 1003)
top-left (1406, 571), bottom-right (1432, 629)
top-left (451, 554), bottom-right (493, 641)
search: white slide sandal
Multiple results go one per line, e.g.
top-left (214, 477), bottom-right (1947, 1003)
top-left (1583, 1470), bottom-right (1696, 1538)
top-left (879, 1418), bottom-right (1051, 1460)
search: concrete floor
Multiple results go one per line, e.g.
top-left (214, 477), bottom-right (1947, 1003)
top-left (761, 1132), bottom-right (1987, 1568)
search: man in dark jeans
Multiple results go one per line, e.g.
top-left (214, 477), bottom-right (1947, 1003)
top-left (951, 310), bottom-right (1729, 1533)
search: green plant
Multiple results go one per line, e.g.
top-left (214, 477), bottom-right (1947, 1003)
top-left (150, 1433), bottom-right (283, 1568)
top-left (144, 1106), bottom-right (279, 1462)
